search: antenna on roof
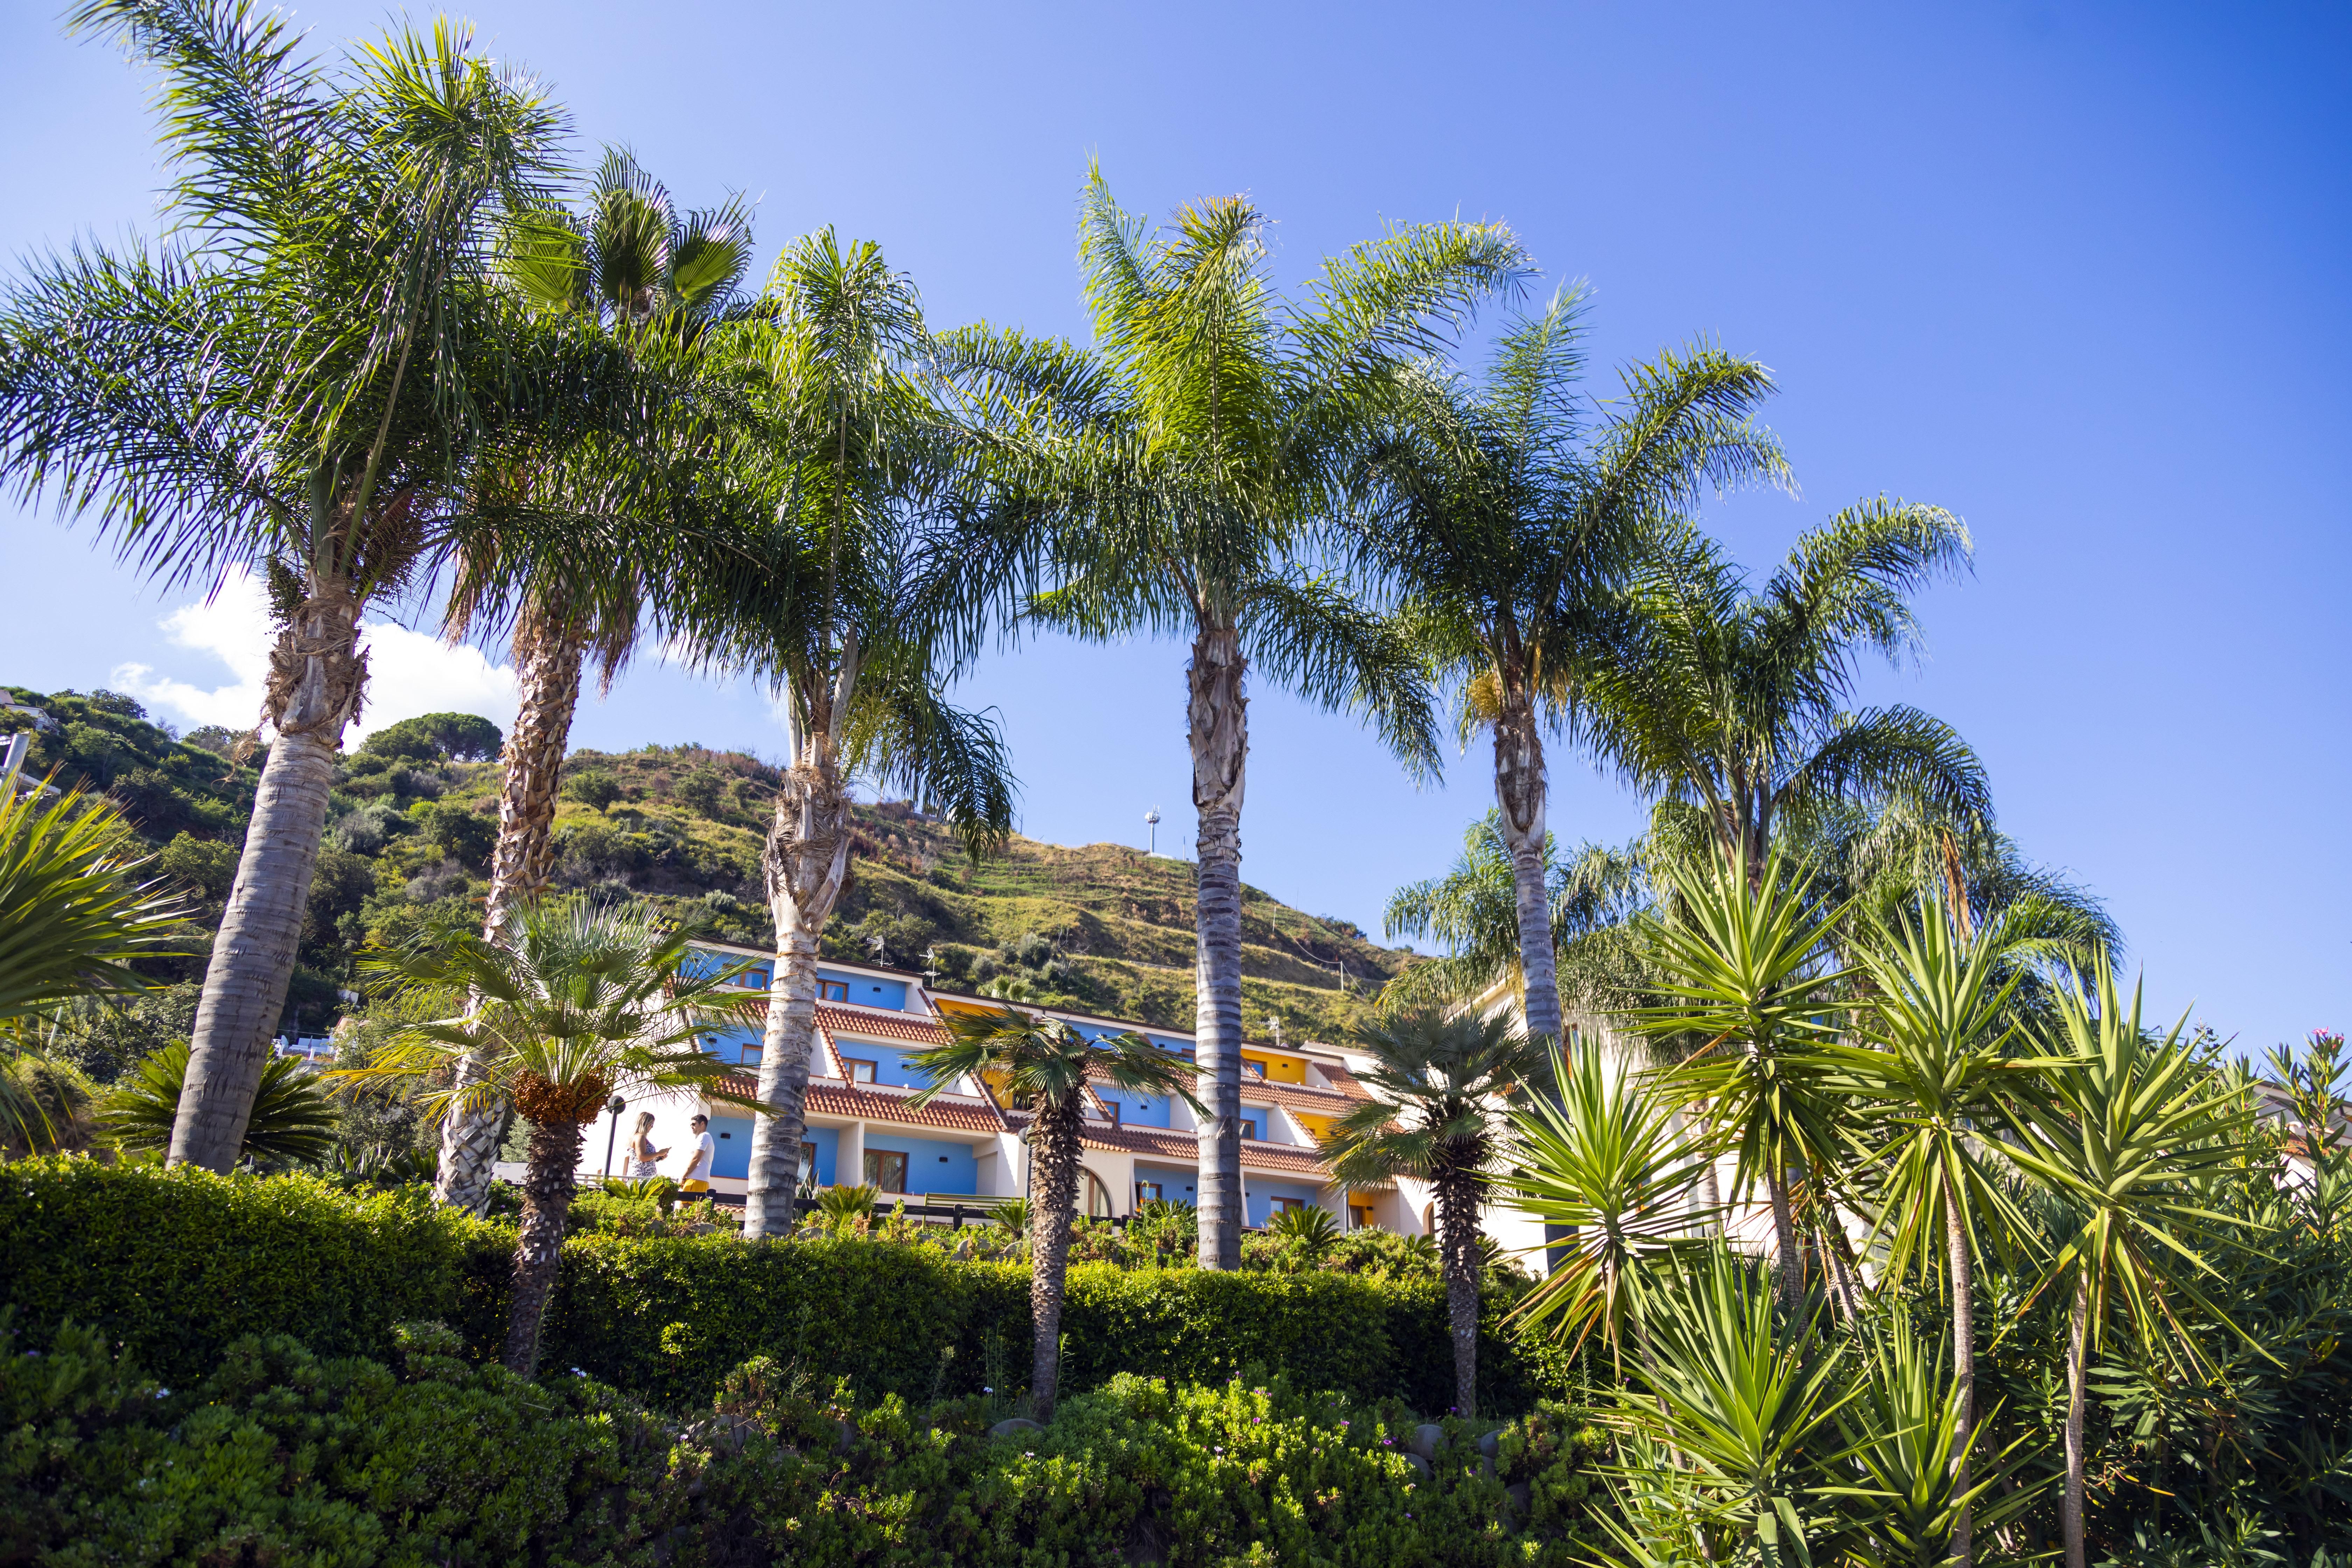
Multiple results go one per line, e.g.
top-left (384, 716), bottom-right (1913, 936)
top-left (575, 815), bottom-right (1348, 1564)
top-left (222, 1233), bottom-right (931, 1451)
top-left (1144, 806), bottom-right (1161, 855)
top-left (1265, 1015), bottom-right (1283, 1050)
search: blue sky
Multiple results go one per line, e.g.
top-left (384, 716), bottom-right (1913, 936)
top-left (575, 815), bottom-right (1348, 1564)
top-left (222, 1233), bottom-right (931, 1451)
top-left (3, 2), bottom-right (2345, 1054)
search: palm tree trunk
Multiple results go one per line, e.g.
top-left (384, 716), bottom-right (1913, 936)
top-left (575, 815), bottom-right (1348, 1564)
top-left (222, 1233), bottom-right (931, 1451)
top-left (1435, 1165), bottom-right (1482, 1418)
top-left (172, 586), bottom-right (365, 1172)
top-left (1028, 1097), bottom-right (1083, 1420)
top-left (1492, 684), bottom-right (1560, 1043)
top-left (437, 611), bottom-right (587, 1211)
top-left (504, 1114), bottom-right (584, 1376)
top-left (1189, 619), bottom-right (1246, 1272)
top-left (742, 752), bottom-right (852, 1239)
top-left (2063, 1268), bottom-right (2089, 1568)
top-left (1944, 1172), bottom-right (1977, 1568)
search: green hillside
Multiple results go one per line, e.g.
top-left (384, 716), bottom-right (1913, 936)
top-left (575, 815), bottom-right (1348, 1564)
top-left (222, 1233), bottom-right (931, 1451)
top-left (1, 689), bottom-right (1412, 1050)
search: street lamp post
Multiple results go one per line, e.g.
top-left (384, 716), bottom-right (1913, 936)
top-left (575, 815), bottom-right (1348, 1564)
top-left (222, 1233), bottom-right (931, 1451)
top-left (601, 1095), bottom-right (628, 1179)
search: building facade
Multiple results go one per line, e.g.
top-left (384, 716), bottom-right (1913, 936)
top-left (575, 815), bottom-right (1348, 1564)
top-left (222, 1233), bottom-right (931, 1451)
top-left (582, 938), bottom-right (1549, 1256)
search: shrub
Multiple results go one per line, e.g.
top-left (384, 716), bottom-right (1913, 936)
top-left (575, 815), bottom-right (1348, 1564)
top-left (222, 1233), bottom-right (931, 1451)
top-left (0, 1317), bottom-right (1616, 1567)
top-left (565, 769), bottom-right (623, 812)
top-left (0, 1160), bottom-right (509, 1386)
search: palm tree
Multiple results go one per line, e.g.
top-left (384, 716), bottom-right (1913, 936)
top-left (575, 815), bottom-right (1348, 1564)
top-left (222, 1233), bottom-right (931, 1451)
top-left (907, 1005), bottom-right (1198, 1420)
top-left (0, 1), bottom-right (637, 1173)
top-left (1340, 289), bottom-right (1785, 1043)
top-left (1323, 1006), bottom-right (1550, 1418)
top-left (1580, 506), bottom-right (1984, 889)
top-left (936, 166), bottom-right (1528, 1268)
top-left (1844, 899), bottom-right (2051, 1568)
top-left (1634, 846), bottom-right (1853, 1315)
top-left (342, 899), bottom-right (762, 1375)
top-left (672, 230), bottom-right (1018, 1240)
top-left (428, 150), bottom-right (757, 1213)
top-left (1503, 1038), bottom-right (1720, 1375)
top-left (2001, 959), bottom-right (2255, 1568)
top-left (1, 763), bottom-right (195, 1147)
top-left (1380, 810), bottom-right (1648, 1012)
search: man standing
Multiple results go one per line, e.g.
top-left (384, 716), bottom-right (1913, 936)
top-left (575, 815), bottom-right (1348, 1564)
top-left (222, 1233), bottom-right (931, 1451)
top-left (681, 1113), bottom-right (715, 1194)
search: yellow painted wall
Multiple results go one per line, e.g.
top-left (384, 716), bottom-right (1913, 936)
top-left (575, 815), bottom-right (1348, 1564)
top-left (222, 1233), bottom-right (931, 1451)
top-left (1290, 1111), bottom-right (1337, 1143)
top-left (1240, 1049), bottom-right (1306, 1084)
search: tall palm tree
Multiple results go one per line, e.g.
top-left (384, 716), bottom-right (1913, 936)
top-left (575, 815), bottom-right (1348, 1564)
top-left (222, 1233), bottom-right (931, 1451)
top-left (1844, 900), bottom-right (2051, 1568)
top-left (428, 150), bottom-right (756, 1212)
top-left (1581, 505), bottom-right (1985, 889)
top-left (936, 167), bottom-right (1528, 1268)
top-left (2001, 960), bottom-right (2255, 1568)
top-left (0, 0), bottom-right (635, 1173)
top-left (1324, 1006), bottom-right (1551, 1418)
top-left (1340, 289), bottom-right (1786, 1044)
top-left (907, 1006), bottom-right (1198, 1420)
top-left (1503, 1038), bottom-right (1720, 1374)
top-left (342, 899), bottom-right (761, 1375)
top-left (1634, 846), bottom-right (1853, 1315)
top-left (674, 231), bottom-right (1017, 1240)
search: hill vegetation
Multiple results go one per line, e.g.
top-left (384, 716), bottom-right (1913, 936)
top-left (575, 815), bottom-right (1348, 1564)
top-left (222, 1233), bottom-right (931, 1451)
top-left (0, 688), bottom-right (1410, 1060)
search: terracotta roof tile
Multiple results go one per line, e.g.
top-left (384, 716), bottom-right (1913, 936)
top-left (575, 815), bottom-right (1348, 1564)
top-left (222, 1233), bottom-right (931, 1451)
top-left (818, 1005), bottom-right (951, 1045)
top-left (1079, 1123), bottom-right (1333, 1178)
top-left (712, 1074), bottom-right (1006, 1134)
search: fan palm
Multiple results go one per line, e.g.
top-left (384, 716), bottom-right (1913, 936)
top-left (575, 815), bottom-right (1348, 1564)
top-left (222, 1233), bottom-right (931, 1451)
top-left (1323, 1006), bottom-right (1551, 1417)
top-left (1842, 899), bottom-right (2053, 1568)
top-left (2001, 960), bottom-right (2257, 1568)
top-left (935, 165), bottom-right (1528, 1267)
top-left (0, 1), bottom-right (649, 1173)
top-left (672, 230), bottom-right (1017, 1240)
top-left (906, 1005), bottom-right (1198, 1420)
top-left (1340, 288), bottom-right (1785, 1044)
top-left (1579, 506), bottom-right (1984, 890)
top-left (1634, 846), bottom-right (1853, 1315)
top-left (1503, 1038), bottom-right (1721, 1375)
top-left (1, 765), bottom-right (196, 1148)
top-left (428, 149), bottom-right (757, 1213)
top-left (340, 899), bottom-right (763, 1375)
top-left (104, 1039), bottom-right (337, 1165)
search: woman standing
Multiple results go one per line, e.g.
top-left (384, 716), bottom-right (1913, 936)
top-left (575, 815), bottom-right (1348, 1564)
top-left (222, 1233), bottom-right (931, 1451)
top-left (627, 1112), bottom-right (668, 1180)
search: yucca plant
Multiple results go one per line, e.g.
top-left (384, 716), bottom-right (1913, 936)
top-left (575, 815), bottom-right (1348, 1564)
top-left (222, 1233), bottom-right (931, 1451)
top-left (105, 1041), bottom-right (337, 1165)
top-left (814, 1181), bottom-right (880, 1228)
top-left (338, 898), bottom-right (764, 1376)
top-left (1504, 1039), bottom-right (1720, 1375)
top-left (2002, 959), bottom-right (2258, 1568)
top-left (1636, 846), bottom-right (1855, 1315)
top-left (1605, 1244), bottom-right (1861, 1568)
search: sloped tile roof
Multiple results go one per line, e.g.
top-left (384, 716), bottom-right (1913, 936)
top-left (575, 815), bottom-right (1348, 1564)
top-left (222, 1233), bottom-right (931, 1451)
top-left (711, 1074), bottom-right (1006, 1134)
top-left (819, 1005), bottom-right (950, 1046)
top-left (1082, 1123), bottom-right (1334, 1179)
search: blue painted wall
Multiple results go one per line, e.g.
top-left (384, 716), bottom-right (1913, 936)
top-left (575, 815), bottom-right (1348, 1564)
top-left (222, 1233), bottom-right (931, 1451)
top-left (1245, 1177), bottom-right (1327, 1228)
top-left (704, 1116), bottom-right (833, 1183)
top-left (859, 1130), bottom-right (978, 1195)
top-left (818, 969), bottom-right (908, 1010)
top-left (831, 1037), bottom-right (944, 1089)
top-left (682, 945), bottom-right (771, 989)
top-left (1132, 1162), bottom-right (1199, 1205)
top-left (1096, 1087), bottom-right (1171, 1128)
top-left (698, 1020), bottom-right (766, 1066)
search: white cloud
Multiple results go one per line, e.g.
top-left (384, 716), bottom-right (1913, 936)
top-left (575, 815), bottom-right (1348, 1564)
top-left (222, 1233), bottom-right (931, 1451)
top-left (112, 569), bottom-right (519, 745)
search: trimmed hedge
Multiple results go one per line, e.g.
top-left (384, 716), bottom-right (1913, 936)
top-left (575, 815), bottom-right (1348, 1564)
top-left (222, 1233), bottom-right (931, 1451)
top-left (2, 1161), bottom-right (1571, 1413)
top-left (0, 1160), bottom-right (510, 1385)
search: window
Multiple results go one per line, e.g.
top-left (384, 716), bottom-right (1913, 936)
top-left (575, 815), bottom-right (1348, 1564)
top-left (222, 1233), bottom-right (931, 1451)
top-left (1349, 1202), bottom-right (1376, 1231)
top-left (818, 980), bottom-right (849, 1002)
top-left (1244, 1059), bottom-right (1266, 1079)
top-left (740, 1044), bottom-right (762, 1066)
top-left (1084, 1169), bottom-right (1115, 1218)
top-left (843, 1058), bottom-right (877, 1084)
top-left (864, 1149), bottom-right (908, 1193)
top-left (799, 1140), bottom-right (818, 1181)
top-left (1269, 1196), bottom-right (1307, 1217)
top-left (1135, 1181), bottom-right (1163, 1205)
top-left (1238, 1118), bottom-right (1258, 1141)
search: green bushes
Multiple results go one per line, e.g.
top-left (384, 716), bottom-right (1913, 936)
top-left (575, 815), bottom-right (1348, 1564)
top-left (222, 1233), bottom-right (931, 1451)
top-left (1, 1161), bottom-right (1572, 1416)
top-left (0, 1160), bottom-right (509, 1386)
top-left (0, 1314), bottom-right (1615, 1567)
